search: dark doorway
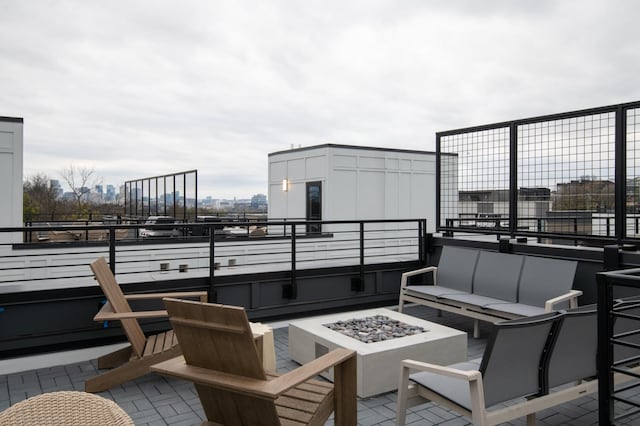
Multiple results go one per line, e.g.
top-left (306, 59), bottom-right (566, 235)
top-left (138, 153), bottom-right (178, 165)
top-left (306, 181), bottom-right (322, 233)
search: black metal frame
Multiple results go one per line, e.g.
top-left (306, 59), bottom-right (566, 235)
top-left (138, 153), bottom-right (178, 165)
top-left (437, 101), bottom-right (640, 245)
top-left (596, 268), bottom-right (640, 425)
top-left (124, 170), bottom-right (197, 221)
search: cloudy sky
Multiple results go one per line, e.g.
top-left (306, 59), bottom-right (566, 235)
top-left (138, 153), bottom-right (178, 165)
top-left (2, 1), bottom-right (639, 199)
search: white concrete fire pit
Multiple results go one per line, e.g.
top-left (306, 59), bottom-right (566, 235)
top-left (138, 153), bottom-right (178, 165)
top-left (288, 308), bottom-right (467, 397)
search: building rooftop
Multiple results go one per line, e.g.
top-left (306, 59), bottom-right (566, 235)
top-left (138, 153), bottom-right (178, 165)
top-left (0, 305), bottom-right (613, 425)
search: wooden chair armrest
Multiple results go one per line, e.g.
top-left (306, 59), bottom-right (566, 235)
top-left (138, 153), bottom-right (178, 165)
top-left (124, 291), bottom-right (207, 302)
top-left (266, 348), bottom-right (356, 395)
top-left (544, 290), bottom-right (583, 312)
top-left (93, 302), bottom-right (169, 321)
top-left (401, 266), bottom-right (437, 289)
top-left (151, 356), bottom-right (280, 399)
top-left (400, 359), bottom-right (481, 381)
top-left (152, 348), bottom-right (356, 399)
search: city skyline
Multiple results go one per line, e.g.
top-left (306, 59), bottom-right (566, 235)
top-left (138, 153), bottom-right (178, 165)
top-left (3, 1), bottom-right (640, 198)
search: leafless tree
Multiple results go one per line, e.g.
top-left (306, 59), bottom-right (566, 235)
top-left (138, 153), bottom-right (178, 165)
top-left (60, 164), bottom-right (99, 214)
top-left (23, 174), bottom-right (59, 221)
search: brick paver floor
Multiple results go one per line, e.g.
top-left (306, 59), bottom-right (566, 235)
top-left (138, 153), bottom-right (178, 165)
top-left (1, 305), bottom-right (638, 425)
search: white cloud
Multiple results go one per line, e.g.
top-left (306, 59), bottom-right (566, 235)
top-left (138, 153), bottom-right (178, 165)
top-left (2, 0), bottom-right (640, 199)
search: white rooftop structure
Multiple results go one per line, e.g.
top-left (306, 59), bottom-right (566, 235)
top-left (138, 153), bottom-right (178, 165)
top-left (268, 144), bottom-right (447, 233)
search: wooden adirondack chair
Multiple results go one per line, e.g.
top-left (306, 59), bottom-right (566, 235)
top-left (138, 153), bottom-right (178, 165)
top-left (152, 298), bottom-right (358, 425)
top-left (85, 257), bottom-right (208, 393)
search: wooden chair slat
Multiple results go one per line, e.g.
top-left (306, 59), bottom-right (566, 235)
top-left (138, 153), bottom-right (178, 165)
top-left (275, 395), bottom-right (320, 413)
top-left (163, 330), bottom-right (175, 351)
top-left (143, 334), bottom-right (157, 357)
top-left (276, 405), bottom-right (314, 423)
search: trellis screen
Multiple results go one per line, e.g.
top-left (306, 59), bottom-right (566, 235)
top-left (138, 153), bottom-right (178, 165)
top-left (437, 101), bottom-right (640, 244)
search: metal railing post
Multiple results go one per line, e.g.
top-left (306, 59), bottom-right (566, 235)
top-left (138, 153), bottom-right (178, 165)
top-left (209, 225), bottom-right (217, 303)
top-left (359, 222), bottom-right (365, 289)
top-left (596, 272), bottom-right (615, 425)
top-left (108, 227), bottom-right (116, 274)
top-left (288, 223), bottom-right (298, 299)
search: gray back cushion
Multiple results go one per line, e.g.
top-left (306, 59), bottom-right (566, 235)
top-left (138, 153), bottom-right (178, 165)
top-left (518, 257), bottom-right (577, 307)
top-left (472, 251), bottom-right (524, 302)
top-left (436, 246), bottom-right (479, 292)
top-left (547, 306), bottom-right (597, 388)
top-left (481, 312), bottom-right (560, 406)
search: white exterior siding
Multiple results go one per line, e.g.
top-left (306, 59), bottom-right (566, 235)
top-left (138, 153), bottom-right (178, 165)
top-left (0, 118), bottom-right (23, 245)
top-left (268, 144), bottom-right (443, 233)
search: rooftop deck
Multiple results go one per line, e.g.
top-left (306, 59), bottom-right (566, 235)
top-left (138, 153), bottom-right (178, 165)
top-left (0, 305), bottom-right (614, 425)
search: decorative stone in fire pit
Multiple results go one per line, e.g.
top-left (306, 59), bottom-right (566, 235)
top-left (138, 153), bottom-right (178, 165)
top-left (289, 308), bottom-right (467, 397)
top-left (323, 315), bottom-right (425, 343)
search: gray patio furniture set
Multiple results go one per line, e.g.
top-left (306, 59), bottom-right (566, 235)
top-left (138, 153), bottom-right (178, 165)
top-left (398, 245), bottom-right (582, 337)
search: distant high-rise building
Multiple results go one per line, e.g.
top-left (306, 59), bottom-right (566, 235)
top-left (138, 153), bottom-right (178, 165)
top-left (251, 193), bottom-right (267, 209)
top-left (50, 179), bottom-right (63, 198)
top-left (105, 185), bottom-right (116, 202)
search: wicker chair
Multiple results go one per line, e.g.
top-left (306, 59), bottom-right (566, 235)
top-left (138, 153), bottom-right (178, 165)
top-left (0, 391), bottom-right (134, 425)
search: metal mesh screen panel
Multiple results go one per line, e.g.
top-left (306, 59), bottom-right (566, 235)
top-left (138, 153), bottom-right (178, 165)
top-left (440, 127), bottom-right (510, 229)
top-left (518, 112), bottom-right (616, 237)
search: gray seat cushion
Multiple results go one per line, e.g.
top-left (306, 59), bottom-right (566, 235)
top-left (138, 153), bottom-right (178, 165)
top-left (483, 302), bottom-right (546, 317)
top-left (404, 285), bottom-right (467, 299)
top-left (409, 359), bottom-right (482, 411)
top-left (441, 293), bottom-right (511, 309)
top-left (472, 251), bottom-right (524, 302)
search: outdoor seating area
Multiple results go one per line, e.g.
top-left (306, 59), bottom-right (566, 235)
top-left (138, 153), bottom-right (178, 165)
top-left (1, 251), bottom-right (639, 424)
top-left (85, 258), bottom-right (276, 393)
top-left (398, 246), bottom-right (582, 337)
top-left (2, 304), bottom-right (627, 425)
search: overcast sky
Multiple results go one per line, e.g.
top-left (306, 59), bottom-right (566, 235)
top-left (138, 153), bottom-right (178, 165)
top-left (2, 1), bottom-right (640, 199)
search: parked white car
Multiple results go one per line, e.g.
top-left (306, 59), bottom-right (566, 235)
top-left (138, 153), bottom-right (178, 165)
top-left (139, 216), bottom-right (181, 238)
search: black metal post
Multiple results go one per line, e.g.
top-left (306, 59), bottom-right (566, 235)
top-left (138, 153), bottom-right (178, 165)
top-left (108, 227), bottom-right (116, 274)
top-left (418, 220), bottom-right (424, 264)
top-left (615, 106), bottom-right (626, 243)
top-left (183, 173), bottom-right (187, 221)
top-left (288, 224), bottom-right (297, 299)
top-left (435, 133), bottom-right (442, 233)
top-left (194, 171), bottom-right (198, 221)
top-left (596, 272), bottom-right (615, 425)
top-left (155, 178), bottom-right (159, 216)
top-left (163, 177), bottom-right (167, 217)
top-left (509, 122), bottom-right (518, 239)
top-left (173, 175), bottom-right (177, 219)
top-left (208, 228), bottom-right (217, 302)
top-left (134, 181), bottom-right (139, 217)
top-left (359, 222), bottom-right (365, 290)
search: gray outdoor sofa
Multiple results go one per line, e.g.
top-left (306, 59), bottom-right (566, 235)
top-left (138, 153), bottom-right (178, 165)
top-left (398, 246), bottom-right (582, 337)
top-left (396, 304), bottom-right (640, 425)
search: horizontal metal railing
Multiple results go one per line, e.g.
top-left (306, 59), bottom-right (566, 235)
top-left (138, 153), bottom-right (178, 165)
top-left (0, 219), bottom-right (427, 298)
top-left (596, 269), bottom-right (640, 425)
top-left (442, 214), bottom-right (640, 246)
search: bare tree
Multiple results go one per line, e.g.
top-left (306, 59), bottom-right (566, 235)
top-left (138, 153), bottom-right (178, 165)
top-left (60, 164), bottom-right (98, 215)
top-left (23, 174), bottom-right (60, 221)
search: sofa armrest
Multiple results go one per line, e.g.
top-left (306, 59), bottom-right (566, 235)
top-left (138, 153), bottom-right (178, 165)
top-left (401, 266), bottom-right (438, 290)
top-left (544, 289), bottom-right (583, 312)
top-left (401, 359), bottom-right (481, 381)
top-left (397, 358), bottom-right (485, 425)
